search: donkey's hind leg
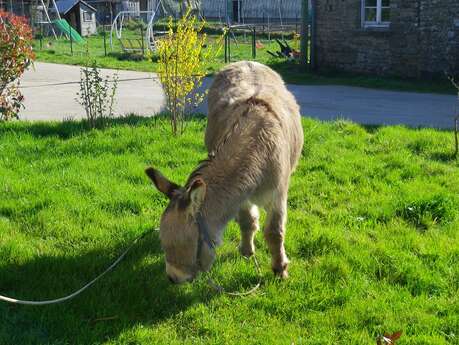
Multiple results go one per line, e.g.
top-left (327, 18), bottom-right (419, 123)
top-left (264, 190), bottom-right (289, 278)
top-left (236, 203), bottom-right (259, 257)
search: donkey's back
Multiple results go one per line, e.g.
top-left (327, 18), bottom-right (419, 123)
top-left (206, 60), bottom-right (303, 176)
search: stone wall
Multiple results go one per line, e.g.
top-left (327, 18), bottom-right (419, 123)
top-left (315, 0), bottom-right (459, 78)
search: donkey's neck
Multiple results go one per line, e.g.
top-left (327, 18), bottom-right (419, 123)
top-left (188, 158), bottom-right (247, 245)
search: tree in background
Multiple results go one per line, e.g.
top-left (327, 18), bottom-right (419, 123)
top-left (0, 10), bottom-right (35, 120)
top-left (157, 9), bottom-right (223, 135)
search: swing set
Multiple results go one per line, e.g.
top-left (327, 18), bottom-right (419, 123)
top-left (0, 0), bottom-right (63, 39)
top-left (109, 0), bottom-right (166, 53)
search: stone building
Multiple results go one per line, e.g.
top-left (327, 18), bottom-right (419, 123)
top-left (314, 0), bottom-right (459, 78)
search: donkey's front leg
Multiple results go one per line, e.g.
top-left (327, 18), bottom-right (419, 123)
top-left (264, 195), bottom-right (289, 278)
top-left (236, 203), bottom-right (259, 257)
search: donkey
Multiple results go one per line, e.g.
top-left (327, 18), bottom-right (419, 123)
top-left (146, 61), bottom-right (303, 284)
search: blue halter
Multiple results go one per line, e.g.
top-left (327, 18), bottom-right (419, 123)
top-left (196, 213), bottom-right (215, 250)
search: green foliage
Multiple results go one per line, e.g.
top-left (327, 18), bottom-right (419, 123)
top-left (1, 117), bottom-right (459, 344)
top-left (157, 10), bottom-right (223, 135)
top-left (0, 10), bottom-right (35, 120)
top-left (76, 62), bottom-right (119, 128)
top-left (125, 18), bottom-right (147, 32)
top-left (0, 11), bottom-right (35, 85)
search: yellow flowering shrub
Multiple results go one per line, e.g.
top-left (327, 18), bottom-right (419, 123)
top-left (156, 10), bottom-right (223, 135)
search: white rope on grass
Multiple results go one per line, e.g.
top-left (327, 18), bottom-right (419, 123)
top-left (0, 228), bottom-right (157, 306)
top-left (207, 255), bottom-right (263, 297)
top-left (0, 230), bottom-right (264, 305)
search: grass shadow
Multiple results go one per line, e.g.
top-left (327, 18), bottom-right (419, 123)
top-left (107, 52), bottom-right (147, 62)
top-left (1, 113), bottom-right (210, 140)
top-left (429, 151), bottom-right (458, 163)
top-left (0, 230), bottom-right (209, 344)
top-left (0, 115), bottom-right (156, 139)
top-left (362, 124), bottom-right (383, 134)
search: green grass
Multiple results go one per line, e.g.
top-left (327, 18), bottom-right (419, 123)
top-left (1, 117), bottom-right (459, 344)
top-left (32, 32), bottom-right (456, 94)
top-left (32, 31), bottom-right (286, 74)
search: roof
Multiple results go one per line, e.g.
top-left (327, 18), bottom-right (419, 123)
top-left (55, 0), bottom-right (97, 15)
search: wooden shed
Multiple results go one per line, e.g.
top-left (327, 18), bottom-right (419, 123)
top-left (55, 0), bottom-right (97, 36)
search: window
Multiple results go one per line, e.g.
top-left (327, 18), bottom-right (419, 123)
top-left (83, 11), bottom-right (92, 22)
top-left (362, 0), bottom-right (390, 28)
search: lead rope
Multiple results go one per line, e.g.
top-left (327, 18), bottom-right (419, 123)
top-left (206, 255), bottom-right (263, 297)
top-left (0, 228), bottom-right (157, 306)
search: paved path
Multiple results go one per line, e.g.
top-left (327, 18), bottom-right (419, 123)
top-left (20, 62), bottom-right (165, 121)
top-left (20, 62), bottom-right (457, 128)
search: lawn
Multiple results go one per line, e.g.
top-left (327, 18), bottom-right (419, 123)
top-left (32, 31), bottom-right (456, 95)
top-left (1, 117), bottom-right (459, 344)
top-left (32, 30), bottom-right (287, 75)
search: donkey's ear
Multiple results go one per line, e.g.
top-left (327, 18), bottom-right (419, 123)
top-left (187, 178), bottom-right (206, 215)
top-left (145, 167), bottom-right (180, 199)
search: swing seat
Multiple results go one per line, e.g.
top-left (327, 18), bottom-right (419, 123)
top-left (119, 38), bottom-right (144, 52)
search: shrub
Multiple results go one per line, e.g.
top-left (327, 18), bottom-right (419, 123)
top-left (125, 18), bottom-right (147, 32)
top-left (157, 9), bottom-right (223, 135)
top-left (76, 62), bottom-right (118, 128)
top-left (0, 11), bottom-right (35, 120)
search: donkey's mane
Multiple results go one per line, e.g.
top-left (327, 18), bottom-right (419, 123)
top-left (185, 96), bottom-right (272, 189)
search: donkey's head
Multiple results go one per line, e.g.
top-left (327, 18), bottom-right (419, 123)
top-left (145, 167), bottom-right (215, 284)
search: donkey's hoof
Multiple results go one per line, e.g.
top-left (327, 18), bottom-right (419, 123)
top-left (272, 263), bottom-right (289, 279)
top-left (239, 245), bottom-right (255, 258)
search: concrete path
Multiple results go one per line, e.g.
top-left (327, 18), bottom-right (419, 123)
top-left (19, 62), bottom-right (458, 128)
top-left (20, 62), bottom-right (165, 121)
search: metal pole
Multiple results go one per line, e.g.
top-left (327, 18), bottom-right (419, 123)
top-left (224, 30), bottom-right (228, 63)
top-left (40, 0), bottom-right (58, 39)
top-left (238, 0), bottom-right (241, 23)
top-left (40, 22), bottom-right (43, 50)
top-left (295, 12), bottom-right (298, 34)
top-left (300, 0), bottom-right (308, 68)
top-left (140, 26), bottom-right (144, 56)
top-left (252, 27), bottom-right (256, 59)
top-left (225, 0), bottom-right (230, 25)
top-left (103, 25), bottom-right (107, 56)
top-left (51, 0), bottom-right (61, 20)
top-left (310, 0), bottom-right (316, 70)
top-left (228, 28), bottom-right (231, 62)
top-left (70, 27), bottom-right (73, 55)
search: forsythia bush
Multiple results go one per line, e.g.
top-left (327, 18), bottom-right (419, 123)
top-left (0, 10), bottom-right (35, 120)
top-left (157, 10), bottom-right (223, 135)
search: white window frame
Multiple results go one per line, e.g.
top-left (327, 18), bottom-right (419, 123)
top-left (361, 0), bottom-right (390, 29)
top-left (82, 11), bottom-right (92, 22)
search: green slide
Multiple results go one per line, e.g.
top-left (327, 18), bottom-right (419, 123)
top-left (52, 19), bottom-right (85, 44)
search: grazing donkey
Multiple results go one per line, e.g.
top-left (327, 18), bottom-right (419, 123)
top-left (146, 61), bottom-right (303, 283)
